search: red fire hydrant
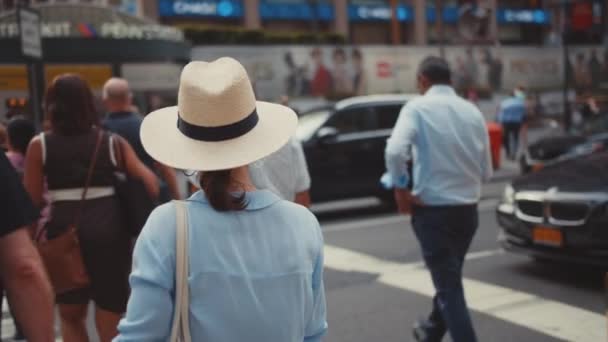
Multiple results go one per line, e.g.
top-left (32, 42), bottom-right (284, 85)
top-left (487, 122), bottom-right (503, 170)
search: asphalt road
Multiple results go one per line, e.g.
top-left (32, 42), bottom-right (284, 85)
top-left (2, 178), bottom-right (603, 342)
top-left (315, 179), bottom-right (605, 342)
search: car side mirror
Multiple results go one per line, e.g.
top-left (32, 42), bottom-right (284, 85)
top-left (316, 126), bottom-right (339, 144)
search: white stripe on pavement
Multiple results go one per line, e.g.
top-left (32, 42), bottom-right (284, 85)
top-left (324, 244), bottom-right (604, 342)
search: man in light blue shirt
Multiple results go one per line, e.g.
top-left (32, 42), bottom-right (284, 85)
top-left (385, 56), bottom-right (492, 342)
top-left (497, 87), bottom-right (527, 160)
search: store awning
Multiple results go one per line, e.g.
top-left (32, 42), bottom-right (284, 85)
top-left (0, 3), bottom-right (191, 64)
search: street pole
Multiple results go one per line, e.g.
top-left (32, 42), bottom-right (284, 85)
top-left (389, 0), bottom-right (401, 45)
top-left (562, 0), bottom-right (571, 132)
top-left (17, 3), bottom-right (44, 131)
top-left (437, 0), bottom-right (445, 58)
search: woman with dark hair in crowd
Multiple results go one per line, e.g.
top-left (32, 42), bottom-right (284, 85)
top-left (23, 74), bottom-right (159, 342)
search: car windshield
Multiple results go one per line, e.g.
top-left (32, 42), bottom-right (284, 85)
top-left (296, 109), bottom-right (331, 141)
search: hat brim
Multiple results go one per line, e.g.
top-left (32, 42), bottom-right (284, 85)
top-left (140, 101), bottom-right (298, 171)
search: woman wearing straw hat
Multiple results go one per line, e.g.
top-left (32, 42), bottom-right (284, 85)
top-left (115, 58), bottom-right (327, 341)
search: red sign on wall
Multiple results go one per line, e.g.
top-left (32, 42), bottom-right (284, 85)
top-left (376, 61), bottom-right (392, 78)
top-left (571, 2), bottom-right (593, 31)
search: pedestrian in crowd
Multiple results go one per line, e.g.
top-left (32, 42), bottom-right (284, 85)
top-left (352, 48), bottom-right (367, 96)
top-left (332, 47), bottom-right (353, 96)
top-left (249, 136), bottom-right (312, 207)
top-left (0, 122), bottom-right (7, 152)
top-left (580, 93), bottom-right (600, 122)
top-left (601, 49), bottom-right (608, 88)
top-left (573, 53), bottom-right (591, 94)
top-left (482, 49), bottom-right (503, 94)
top-left (588, 49), bottom-right (602, 90)
top-left (452, 56), bottom-right (468, 96)
top-left (5, 117), bottom-right (35, 176)
top-left (464, 48), bottom-right (479, 91)
top-left (102, 78), bottom-right (181, 202)
top-left (6, 117), bottom-right (52, 242)
top-left (2, 117), bottom-right (36, 340)
top-left (116, 58), bottom-right (327, 341)
top-left (497, 86), bottom-right (527, 160)
top-left (23, 74), bottom-right (159, 342)
top-left (310, 47), bottom-right (331, 97)
top-left (0, 152), bottom-right (55, 342)
top-left (385, 56), bottom-right (492, 342)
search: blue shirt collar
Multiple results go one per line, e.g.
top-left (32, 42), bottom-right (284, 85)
top-left (187, 189), bottom-right (282, 211)
top-left (425, 85), bottom-right (456, 96)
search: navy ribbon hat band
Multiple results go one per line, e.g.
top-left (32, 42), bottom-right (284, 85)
top-left (177, 109), bottom-right (259, 142)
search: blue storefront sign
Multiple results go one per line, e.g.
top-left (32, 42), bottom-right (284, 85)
top-left (260, 0), bottom-right (334, 21)
top-left (426, 5), bottom-right (459, 24)
top-left (497, 9), bottom-right (550, 24)
top-left (348, 4), bottom-right (411, 22)
top-left (348, 4), bottom-right (459, 23)
top-left (158, 0), bottom-right (244, 18)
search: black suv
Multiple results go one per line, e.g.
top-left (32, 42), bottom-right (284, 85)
top-left (296, 95), bottom-right (416, 203)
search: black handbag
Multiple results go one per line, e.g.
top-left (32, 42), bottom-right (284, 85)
top-left (112, 136), bottom-right (157, 236)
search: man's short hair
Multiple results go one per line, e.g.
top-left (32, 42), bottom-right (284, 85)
top-left (418, 56), bottom-right (451, 85)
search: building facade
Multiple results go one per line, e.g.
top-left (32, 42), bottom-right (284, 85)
top-left (153, 0), bottom-right (606, 45)
top-left (1, 0), bottom-right (605, 45)
top-left (0, 1), bottom-right (190, 118)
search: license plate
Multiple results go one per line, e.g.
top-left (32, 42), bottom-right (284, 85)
top-left (533, 227), bottom-right (563, 247)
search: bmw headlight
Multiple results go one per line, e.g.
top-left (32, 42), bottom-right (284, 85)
top-left (502, 185), bottom-right (515, 205)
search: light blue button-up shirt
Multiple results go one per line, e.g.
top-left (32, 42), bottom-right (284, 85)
top-left (497, 96), bottom-right (526, 124)
top-left (115, 190), bottom-right (327, 342)
top-left (385, 85), bottom-right (493, 205)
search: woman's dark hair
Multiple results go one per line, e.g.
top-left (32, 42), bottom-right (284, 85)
top-left (418, 56), bottom-right (452, 85)
top-left (45, 74), bottom-right (99, 136)
top-left (199, 170), bottom-right (247, 212)
top-left (7, 118), bottom-right (35, 155)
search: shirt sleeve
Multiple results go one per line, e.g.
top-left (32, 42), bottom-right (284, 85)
top-left (384, 104), bottom-right (417, 189)
top-left (292, 139), bottom-right (311, 194)
top-left (114, 205), bottom-right (176, 342)
top-left (0, 153), bottom-right (37, 237)
top-left (304, 223), bottom-right (327, 342)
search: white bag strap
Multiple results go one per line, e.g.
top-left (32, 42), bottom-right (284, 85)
top-left (39, 133), bottom-right (46, 166)
top-left (170, 201), bottom-right (192, 342)
top-left (108, 135), bottom-right (117, 167)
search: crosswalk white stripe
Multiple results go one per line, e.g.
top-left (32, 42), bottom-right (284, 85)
top-left (324, 244), bottom-right (605, 342)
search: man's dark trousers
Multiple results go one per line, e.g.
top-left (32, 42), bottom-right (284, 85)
top-left (502, 122), bottom-right (522, 160)
top-left (412, 204), bottom-right (479, 342)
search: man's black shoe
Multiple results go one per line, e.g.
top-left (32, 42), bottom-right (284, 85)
top-left (413, 319), bottom-right (429, 342)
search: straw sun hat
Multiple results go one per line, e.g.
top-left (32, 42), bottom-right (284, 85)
top-left (140, 57), bottom-right (297, 171)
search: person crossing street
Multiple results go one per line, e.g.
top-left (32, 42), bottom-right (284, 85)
top-left (385, 56), bottom-right (493, 342)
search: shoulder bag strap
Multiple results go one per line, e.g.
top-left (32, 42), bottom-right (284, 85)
top-left (170, 200), bottom-right (192, 342)
top-left (111, 135), bottom-right (126, 172)
top-left (72, 130), bottom-right (104, 227)
top-left (39, 132), bottom-right (47, 166)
